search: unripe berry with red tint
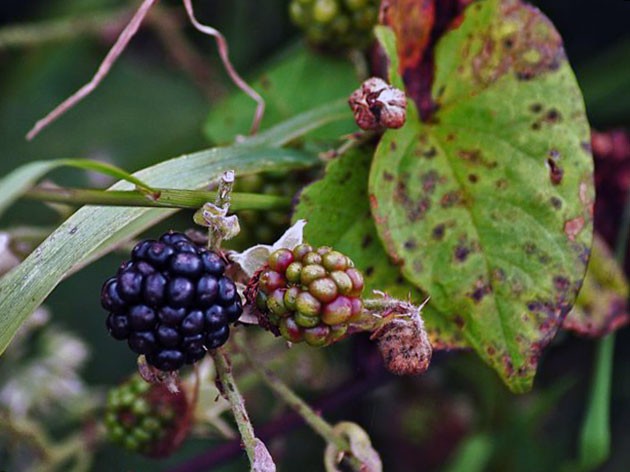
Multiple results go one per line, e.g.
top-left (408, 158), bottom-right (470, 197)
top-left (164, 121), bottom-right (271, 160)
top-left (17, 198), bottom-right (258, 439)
top-left (104, 375), bottom-right (190, 457)
top-left (256, 244), bottom-right (364, 346)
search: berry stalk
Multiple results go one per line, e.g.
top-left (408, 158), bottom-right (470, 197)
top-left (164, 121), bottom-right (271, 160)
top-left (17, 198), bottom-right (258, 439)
top-left (211, 347), bottom-right (274, 470)
top-left (238, 337), bottom-right (366, 472)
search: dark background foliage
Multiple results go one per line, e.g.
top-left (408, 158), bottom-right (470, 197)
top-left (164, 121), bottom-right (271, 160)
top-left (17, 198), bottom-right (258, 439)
top-left (0, 1), bottom-right (628, 471)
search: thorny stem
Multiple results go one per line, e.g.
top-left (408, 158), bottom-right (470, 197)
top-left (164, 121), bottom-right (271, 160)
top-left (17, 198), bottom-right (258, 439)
top-left (26, 0), bottom-right (158, 140)
top-left (24, 186), bottom-right (290, 211)
top-left (210, 348), bottom-right (261, 469)
top-left (182, 0), bottom-right (265, 134)
top-left (238, 338), bottom-right (366, 472)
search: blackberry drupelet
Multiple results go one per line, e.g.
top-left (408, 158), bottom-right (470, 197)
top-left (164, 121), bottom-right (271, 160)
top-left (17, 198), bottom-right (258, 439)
top-left (255, 244), bottom-right (365, 346)
top-left (101, 231), bottom-right (242, 371)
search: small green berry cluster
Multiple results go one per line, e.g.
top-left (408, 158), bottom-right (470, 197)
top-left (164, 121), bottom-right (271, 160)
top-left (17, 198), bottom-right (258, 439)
top-left (256, 244), bottom-right (365, 346)
top-left (233, 172), bottom-right (297, 246)
top-left (104, 375), bottom-right (189, 457)
top-left (289, 0), bottom-right (379, 49)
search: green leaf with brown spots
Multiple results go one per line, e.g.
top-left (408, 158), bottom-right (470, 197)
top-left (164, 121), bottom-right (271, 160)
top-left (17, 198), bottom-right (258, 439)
top-left (293, 147), bottom-right (465, 350)
top-left (369, 0), bottom-right (594, 392)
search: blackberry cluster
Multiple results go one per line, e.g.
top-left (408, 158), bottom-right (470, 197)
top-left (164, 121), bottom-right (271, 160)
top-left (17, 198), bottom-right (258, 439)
top-left (255, 244), bottom-right (364, 346)
top-left (101, 232), bottom-right (242, 371)
top-left (104, 375), bottom-right (189, 457)
top-left (289, 0), bottom-right (379, 50)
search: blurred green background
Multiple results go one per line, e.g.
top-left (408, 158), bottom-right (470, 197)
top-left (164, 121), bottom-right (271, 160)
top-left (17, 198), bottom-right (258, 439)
top-left (0, 1), bottom-right (628, 471)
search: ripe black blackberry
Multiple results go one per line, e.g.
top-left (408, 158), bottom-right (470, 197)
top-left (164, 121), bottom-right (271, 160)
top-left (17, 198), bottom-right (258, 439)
top-left (101, 231), bottom-right (242, 371)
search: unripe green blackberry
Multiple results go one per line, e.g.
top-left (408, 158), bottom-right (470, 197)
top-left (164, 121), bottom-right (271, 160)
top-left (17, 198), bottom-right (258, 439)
top-left (289, 0), bottom-right (379, 50)
top-left (255, 245), bottom-right (364, 346)
top-left (104, 375), bottom-right (190, 457)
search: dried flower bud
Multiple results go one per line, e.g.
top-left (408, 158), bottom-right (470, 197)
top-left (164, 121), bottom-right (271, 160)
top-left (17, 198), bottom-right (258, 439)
top-left (348, 77), bottom-right (407, 130)
top-left (375, 315), bottom-right (432, 376)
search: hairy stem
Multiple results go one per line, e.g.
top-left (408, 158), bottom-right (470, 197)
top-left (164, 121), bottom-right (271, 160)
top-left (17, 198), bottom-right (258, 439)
top-left (238, 339), bottom-right (365, 471)
top-left (211, 348), bottom-right (261, 468)
top-left (24, 186), bottom-right (290, 211)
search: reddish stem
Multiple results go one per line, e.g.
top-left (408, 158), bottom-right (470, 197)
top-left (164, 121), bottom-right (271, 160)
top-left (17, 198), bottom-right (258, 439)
top-left (26, 0), bottom-right (158, 140)
top-left (182, 0), bottom-right (265, 134)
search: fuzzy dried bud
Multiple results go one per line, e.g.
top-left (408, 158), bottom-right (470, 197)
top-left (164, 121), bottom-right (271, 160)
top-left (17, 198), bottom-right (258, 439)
top-left (349, 77), bottom-right (407, 130)
top-left (375, 315), bottom-right (432, 376)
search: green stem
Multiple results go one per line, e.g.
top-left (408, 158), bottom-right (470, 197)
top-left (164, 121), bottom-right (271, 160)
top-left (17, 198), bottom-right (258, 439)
top-left (579, 334), bottom-right (614, 470)
top-left (578, 188), bottom-right (630, 470)
top-left (24, 186), bottom-right (290, 211)
top-left (238, 338), bottom-right (365, 471)
top-left (0, 8), bottom-right (131, 49)
top-left (211, 348), bottom-right (262, 469)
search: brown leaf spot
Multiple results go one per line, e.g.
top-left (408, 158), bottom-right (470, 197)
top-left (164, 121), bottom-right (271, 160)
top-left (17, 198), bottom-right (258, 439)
top-left (564, 217), bottom-right (585, 241)
top-left (492, 268), bottom-right (506, 282)
top-left (420, 170), bottom-right (440, 194)
top-left (550, 197), bottom-right (562, 209)
top-left (468, 278), bottom-right (492, 303)
top-left (423, 146), bottom-right (437, 158)
top-left (404, 239), bottom-right (418, 250)
top-left (502, 355), bottom-right (514, 377)
top-left (468, 174), bottom-right (479, 183)
top-left (383, 171), bottom-right (394, 182)
top-left (495, 179), bottom-right (508, 190)
top-left (458, 149), bottom-right (483, 165)
top-left (432, 224), bottom-right (445, 240)
top-left (365, 266), bottom-right (374, 276)
top-left (546, 158), bottom-right (563, 185)
top-left (454, 245), bottom-right (470, 262)
top-left (544, 108), bottom-right (562, 123)
top-left (440, 190), bottom-right (464, 208)
top-left (361, 234), bottom-right (373, 248)
top-left (529, 103), bottom-right (543, 113)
